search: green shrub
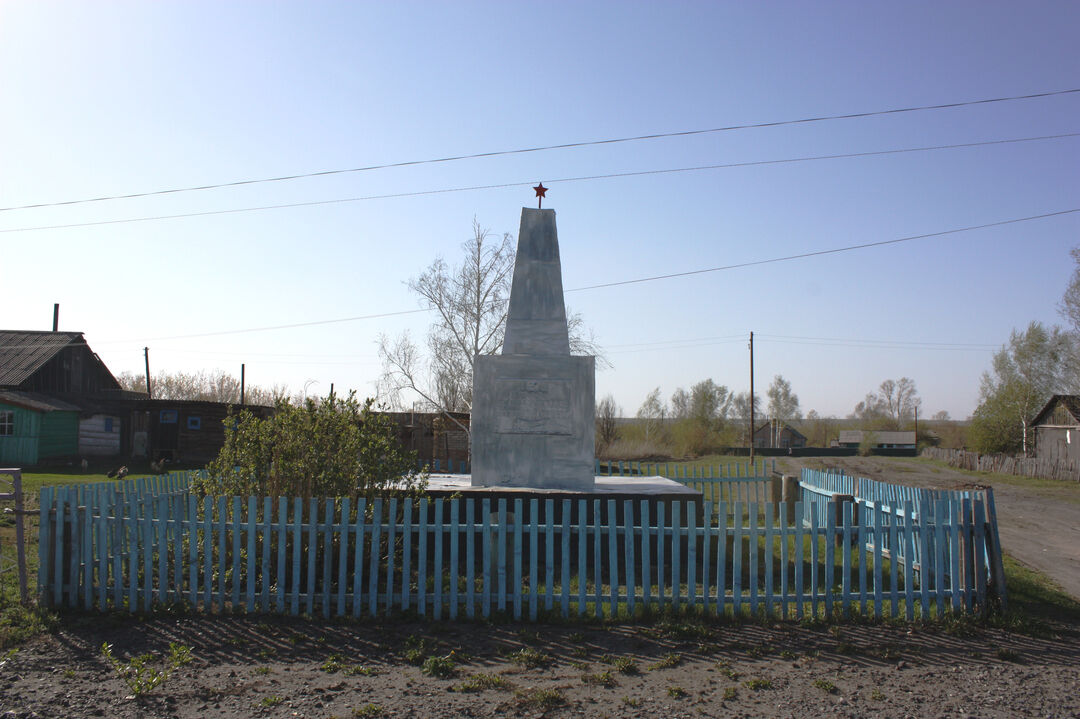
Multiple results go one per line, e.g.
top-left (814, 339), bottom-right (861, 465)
top-left (199, 392), bottom-right (424, 500)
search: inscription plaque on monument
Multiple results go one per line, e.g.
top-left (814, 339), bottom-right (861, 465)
top-left (471, 206), bottom-right (596, 490)
top-left (495, 379), bottom-right (572, 435)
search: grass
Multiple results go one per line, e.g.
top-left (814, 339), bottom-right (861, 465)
top-left (647, 652), bottom-right (681, 670)
top-left (421, 653), bottom-right (457, 678)
top-left (507, 646), bottom-right (553, 669)
top-left (743, 678), bottom-right (774, 690)
top-left (581, 669), bottom-right (616, 687)
top-left (515, 688), bottom-right (565, 710)
top-left (812, 678), bottom-right (837, 693)
top-left (452, 672), bottom-right (513, 693)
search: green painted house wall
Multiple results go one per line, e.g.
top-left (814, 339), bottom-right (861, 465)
top-left (0, 401), bottom-right (78, 465)
top-left (39, 410), bottom-right (78, 458)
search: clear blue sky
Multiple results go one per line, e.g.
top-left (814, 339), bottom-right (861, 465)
top-left (2, 1), bottom-right (1077, 419)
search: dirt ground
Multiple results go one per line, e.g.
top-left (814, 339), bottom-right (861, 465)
top-left (778, 456), bottom-right (1080, 601)
top-left (4, 457), bottom-right (1079, 718)
top-left (2, 612), bottom-right (1079, 719)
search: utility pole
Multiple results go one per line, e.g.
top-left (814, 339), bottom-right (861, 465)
top-left (143, 347), bottom-right (152, 399)
top-left (240, 364), bottom-right (245, 405)
top-left (749, 331), bottom-right (755, 464)
top-left (52, 303), bottom-right (59, 331)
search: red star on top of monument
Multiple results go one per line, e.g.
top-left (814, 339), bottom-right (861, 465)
top-left (533, 182), bottom-right (547, 208)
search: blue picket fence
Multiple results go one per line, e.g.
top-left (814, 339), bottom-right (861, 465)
top-left (799, 469), bottom-right (1006, 608)
top-left (38, 468), bottom-right (1004, 620)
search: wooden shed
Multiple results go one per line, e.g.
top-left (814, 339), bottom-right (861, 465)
top-left (0, 391), bottom-right (80, 464)
top-left (1030, 395), bottom-right (1080, 464)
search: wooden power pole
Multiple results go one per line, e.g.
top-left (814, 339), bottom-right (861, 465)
top-left (143, 347), bottom-right (152, 399)
top-left (749, 331), bottom-right (755, 464)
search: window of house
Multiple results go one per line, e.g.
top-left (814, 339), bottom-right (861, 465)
top-left (187, 416), bottom-right (201, 430)
top-left (104, 417), bottom-right (114, 433)
top-left (0, 411), bottom-right (13, 436)
top-left (159, 409), bottom-right (178, 424)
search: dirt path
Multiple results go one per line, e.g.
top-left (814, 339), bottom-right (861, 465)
top-left (2, 613), bottom-right (1078, 718)
top-left (778, 456), bottom-right (1080, 601)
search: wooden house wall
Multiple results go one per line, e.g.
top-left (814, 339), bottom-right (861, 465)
top-left (1035, 426), bottom-right (1080, 463)
top-left (79, 414), bottom-right (122, 457)
top-left (38, 411), bottom-right (78, 458)
top-left (17, 344), bottom-right (120, 394)
top-left (0, 403), bottom-right (41, 464)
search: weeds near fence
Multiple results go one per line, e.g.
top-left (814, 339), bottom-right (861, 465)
top-left (101, 641), bottom-right (193, 697)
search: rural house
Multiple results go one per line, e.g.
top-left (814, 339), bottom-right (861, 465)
top-left (0, 330), bottom-right (137, 464)
top-left (0, 329), bottom-right (274, 466)
top-left (752, 420), bottom-right (807, 449)
top-left (835, 430), bottom-right (916, 450)
top-left (1029, 395), bottom-right (1080, 464)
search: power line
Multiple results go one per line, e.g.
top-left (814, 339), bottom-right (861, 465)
top-left (79, 207), bottom-right (1077, 344)
top-left (3, 87), bottom-right (1077, 213)
top-left (3, 131), bottom-right (1077, 235)
top-left (565, 209), bottom-right (1080, 292)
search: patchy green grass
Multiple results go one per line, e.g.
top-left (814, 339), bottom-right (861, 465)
top-left (515, 688), bottom-right (565, 710)
top-left (999, 554), bottom-right (1080, 627)
top-left (647, 652), bottom-right (682, 670)
top-left (812, 678), bottom-right (837, 693)
top-left (581, 670), bottom-right (616, 687)
top-left (507, 647), bottom-right (553, 669)
top-left (452, 672), bottom-right (513, 693)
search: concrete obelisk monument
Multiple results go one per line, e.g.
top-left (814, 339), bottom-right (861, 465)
top-left (471, 186), bottom-right (596, 490)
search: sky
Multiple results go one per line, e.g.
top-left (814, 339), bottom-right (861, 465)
top-left (2, 1), bottom-right (1078, 419)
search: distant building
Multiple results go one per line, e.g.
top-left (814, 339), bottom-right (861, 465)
top-left (835, 430), bottom-right (916, 449)
top-left (753, 420), bottom-right (806, 449)
top-left (1029, 395), bottom-right (1080, 464)
top-left (0, 329), bottom-right (271, 466)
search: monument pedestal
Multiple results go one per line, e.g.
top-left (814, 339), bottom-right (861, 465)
top-left (471, 354), bottom-right (595, 490)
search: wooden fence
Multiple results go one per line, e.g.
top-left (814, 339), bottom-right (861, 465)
top-left (38, 467), bottom-right (1005, 620)
top-left (0, 468), bottom-right (29, 602)
top-left (799, 469), bottom-right (1006, 609)
top-left (922, 447), bottom-right (1079, 482)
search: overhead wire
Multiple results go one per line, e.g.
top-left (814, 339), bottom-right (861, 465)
top-left (3, 87), bottom-right (1077, 213)
top-left (2, 131), bottom-right (1077, 235)
top-left (565, 208), bottom-right (1080, 292)
top-left (65, 206), bottom-right (1076, 345)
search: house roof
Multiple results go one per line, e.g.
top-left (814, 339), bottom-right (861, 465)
top-left (753, 421), bottom-right (807, 439)
top-left (1029, 395), bottom-right (1080, 427)
top-left (837, 430), bottom-right (916, 445)
top-left (0, 331), bottom-right (85, 387)
top-left (0, 390), bottom-right (81, 413)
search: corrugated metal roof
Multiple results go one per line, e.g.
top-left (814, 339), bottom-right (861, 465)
top-left (837, 430), bottom-right (916, 445)
top-left (0, 390), bottom-right (81, 413)
top-left (0, 331), bottom-right (85, 387)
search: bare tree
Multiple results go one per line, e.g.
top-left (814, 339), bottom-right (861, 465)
top-left (116, 370), bottom-right (287, 405)
top-left (850, 378), bottom-right (921, 429)
top-left (879, 377), bottom-right (921, 429)
top-left (595, 394), bottom-right (620, 454)
top-left (378, 219), bottom-right (514, 421)
top-left (378, 218), bottom-right (607, 432)
top-left (636, 387), bottom-right (666, 442)
top-left (766, 374), bottom-right (801, 423)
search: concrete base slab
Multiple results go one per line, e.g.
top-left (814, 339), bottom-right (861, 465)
top-left (425, 474), bottom-right (700, 497)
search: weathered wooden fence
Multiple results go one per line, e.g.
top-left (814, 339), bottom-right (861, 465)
top-left (38, 467), bottom-right (1005, 620)
top-left (923, 447), bottom-right (1079, 482)
top-left (799, 469), bottom-right (1006, 610)
top-left (0, 468), bottom-right (29, 602)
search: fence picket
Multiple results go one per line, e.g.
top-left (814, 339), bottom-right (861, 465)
top-left (38, 467), bottom-right (1005, 622)
top-left (434, 498), bottom-right (444, 620)
top-left (530, 499), bottom-right (539, 621)
top-left (624, 500), bottom-right (636, 617)
top-left (337, 498), bottom-right (349, 617)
